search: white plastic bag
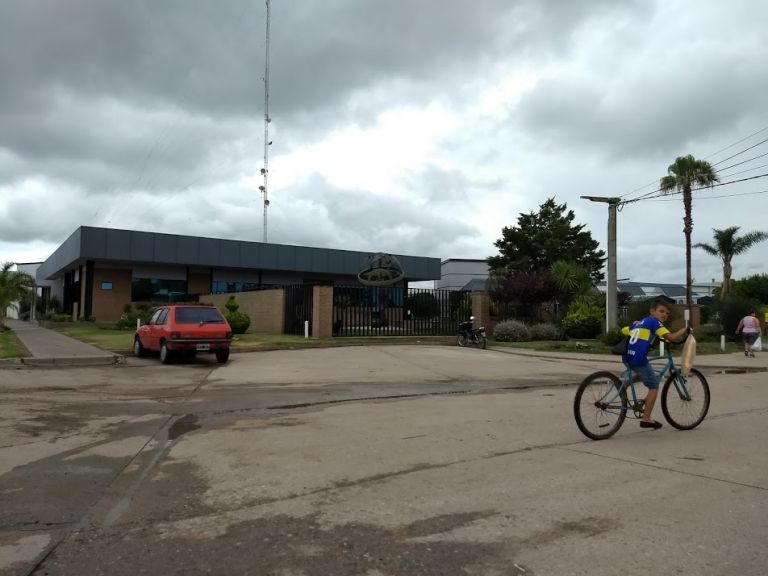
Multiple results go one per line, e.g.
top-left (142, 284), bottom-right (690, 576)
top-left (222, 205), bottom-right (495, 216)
top-left (753, 336), bottom-right (762, 352)
top-left (680, 334), bottom-right (697, 377)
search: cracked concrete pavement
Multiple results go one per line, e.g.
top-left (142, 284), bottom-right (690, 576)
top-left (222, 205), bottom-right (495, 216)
top-left (1, 345), bottom-right (767, 575)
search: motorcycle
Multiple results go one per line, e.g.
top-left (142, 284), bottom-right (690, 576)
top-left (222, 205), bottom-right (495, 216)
top-left (457, 316), bottom-right (487, 349)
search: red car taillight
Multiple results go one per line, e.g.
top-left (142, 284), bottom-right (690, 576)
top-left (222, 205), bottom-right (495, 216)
top-left (225, 331), bottom-right (232, 339)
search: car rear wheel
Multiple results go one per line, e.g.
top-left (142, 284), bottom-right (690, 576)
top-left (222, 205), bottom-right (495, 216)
top-left (160, 341), bottom-right (173, 364)
top-left (133, 337), bottom-right (146, 358)
top-left (215, 348), bottom-right (230, 364)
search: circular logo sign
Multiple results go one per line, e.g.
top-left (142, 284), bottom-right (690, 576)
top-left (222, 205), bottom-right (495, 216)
top-left (357, 253), bottom-right (405, 286)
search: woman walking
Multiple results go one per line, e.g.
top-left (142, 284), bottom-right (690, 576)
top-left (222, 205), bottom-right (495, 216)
top-left (736, 310), bottom-right (763, 357)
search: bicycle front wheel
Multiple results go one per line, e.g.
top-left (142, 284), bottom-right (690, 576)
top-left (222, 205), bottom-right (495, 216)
top-left (574, 371), bottom-right (627, 440)
top-left (661, 368), bottom-right (710, 430)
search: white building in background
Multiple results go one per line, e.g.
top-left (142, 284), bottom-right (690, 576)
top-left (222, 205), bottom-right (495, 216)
top-left (595, 280), bottom-right (719, 304)
top-left (437, 259), bottom-right (490, 291)
top-left (4, 262), bottom-right (48, 320)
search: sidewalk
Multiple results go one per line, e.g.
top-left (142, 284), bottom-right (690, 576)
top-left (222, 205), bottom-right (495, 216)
top-left (2, 319), bottom-right (122, 367)
top-left (491, 345), bottom-right (768, 372)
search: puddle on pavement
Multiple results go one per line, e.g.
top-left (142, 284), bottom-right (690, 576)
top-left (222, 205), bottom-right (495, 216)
top-left (168, 414), bottom-right (200, 440)
top-left (714, 368), bottom-right (767, 374)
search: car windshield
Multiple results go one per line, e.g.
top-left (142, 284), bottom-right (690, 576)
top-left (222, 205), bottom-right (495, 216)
top-left (174, 307), bottom-right (225, 324)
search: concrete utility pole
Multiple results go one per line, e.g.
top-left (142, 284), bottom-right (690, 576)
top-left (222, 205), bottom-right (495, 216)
top-left (581, 196), bottom-right (621, 332)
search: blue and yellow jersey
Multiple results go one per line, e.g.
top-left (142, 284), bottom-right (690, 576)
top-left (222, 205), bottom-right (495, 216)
top-left (621, 316), bottom-right (669, 366)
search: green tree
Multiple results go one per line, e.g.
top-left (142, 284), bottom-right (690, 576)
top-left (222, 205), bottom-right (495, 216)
top-left (694, 226), bottom-right (768, 299)
top-left (0, 262), bottom-right (36, 330)
top-left (549, 260), bottom-right (593, 321)
top-left (488, 198), bottom-right (606, 282)
top-left (731, 273), bottom-right (768, 303)
top-left (659, 155), bottom-right (719, 306)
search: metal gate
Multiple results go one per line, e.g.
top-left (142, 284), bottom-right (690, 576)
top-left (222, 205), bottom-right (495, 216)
top-left (332, 286), bottom-right (470, 337)
top-left (284, 285), bottom-right (314, 335)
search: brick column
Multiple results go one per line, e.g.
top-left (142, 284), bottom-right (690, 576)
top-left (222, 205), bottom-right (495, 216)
top-left (670, 303), bottom-right (700, 329)
top-left (312, 285), bottom-right (333, 338)
top-left (471, 292), bottom-right (494, 334)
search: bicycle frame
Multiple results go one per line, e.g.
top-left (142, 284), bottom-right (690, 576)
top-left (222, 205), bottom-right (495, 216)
top-left (603, 347), bottom-right (692, 416)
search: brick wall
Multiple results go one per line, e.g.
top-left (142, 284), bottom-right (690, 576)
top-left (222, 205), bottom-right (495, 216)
top-left (205, 289), bottom-right (285, 334)
top-left (312, 286), bottom-right (333, 338)
top-left (92, 268), bottom-right (133, 322)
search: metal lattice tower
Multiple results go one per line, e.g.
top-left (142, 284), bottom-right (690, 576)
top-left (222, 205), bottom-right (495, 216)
top-left (260, 0), bottom-right (272, 243)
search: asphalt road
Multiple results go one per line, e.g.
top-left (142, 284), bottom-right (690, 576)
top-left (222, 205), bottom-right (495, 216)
top-left (1, 346), bottom-right (766, 576)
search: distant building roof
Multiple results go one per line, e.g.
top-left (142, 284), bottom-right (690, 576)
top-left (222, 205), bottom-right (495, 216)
top-left (461, 278), bottom-right (489, 291)
top-left (597, 280), bottom-right (716, 303)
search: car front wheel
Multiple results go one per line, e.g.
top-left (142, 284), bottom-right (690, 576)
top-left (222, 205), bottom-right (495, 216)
top-left (133, 337), bottom-right (146, 357)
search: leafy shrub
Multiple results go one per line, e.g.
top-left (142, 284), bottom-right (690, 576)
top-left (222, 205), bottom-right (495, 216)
top-left (562, 296), bottom-right (603, 339)
top-left (717, 296), bottom-right (759, 335)
top-left (116, 304), bottom-right (155, 330)
top-left (48, 313), bottom-right (73, 322)
top-left (225, 296), bottom-right (240, 313)
top-left (561, 310), bottom-right (602, 339)
top-left (493, 320), bottom-right (531, 342)
top-left (695, 323), bottom-right (723, 342)
top-left (598, 327), bottom-right (625, 347)
top-left (225, 311), bottom-right (251, 334)
top-left (529, 323), bottom-right (561, 341)
top-left (222, 297), bottom-right (250, 333)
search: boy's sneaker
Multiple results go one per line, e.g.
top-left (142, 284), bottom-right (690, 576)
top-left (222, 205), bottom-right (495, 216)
top-left (639, 420), bottom-right (663, 429)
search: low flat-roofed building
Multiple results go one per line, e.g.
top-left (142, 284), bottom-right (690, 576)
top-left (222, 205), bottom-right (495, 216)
top-left (36, 227), bottom-right (441, 321)
top-left (436, 258), bottom-right (490, 291)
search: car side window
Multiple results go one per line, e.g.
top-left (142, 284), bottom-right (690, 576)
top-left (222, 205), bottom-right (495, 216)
top-left (157, 309), bottom-right (169, 325)
top-left (149, 309), bottom-right (163, 325)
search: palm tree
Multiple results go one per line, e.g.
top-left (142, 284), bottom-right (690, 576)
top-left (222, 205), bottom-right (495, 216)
top-left (694, 226), bottom-right (768, 299)
top-left (0, 262), bottom-right (36, 330)
top-left (660, 155), bottom-right (719, 307)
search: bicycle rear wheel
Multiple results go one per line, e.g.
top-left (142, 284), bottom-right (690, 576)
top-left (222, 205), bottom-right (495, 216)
top-left (574, 371), bottom-right (627, 440)
top-left (661, 368), bottom-right (710, 430)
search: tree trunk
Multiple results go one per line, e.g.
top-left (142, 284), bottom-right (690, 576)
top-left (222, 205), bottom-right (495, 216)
top-left (722, 259), bottom-right (732, 299)
top-left (683, 186), bottom-right (693, 307)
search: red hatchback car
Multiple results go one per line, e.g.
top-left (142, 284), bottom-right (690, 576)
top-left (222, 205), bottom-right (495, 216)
top-left (134, 305), bottom-right (233, 364)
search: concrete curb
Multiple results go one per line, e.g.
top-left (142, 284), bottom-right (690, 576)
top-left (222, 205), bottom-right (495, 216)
top-left (19, 355), bottom-right (125, 368)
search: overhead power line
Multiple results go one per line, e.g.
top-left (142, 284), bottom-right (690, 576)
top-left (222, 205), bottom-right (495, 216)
top-left (620, 125), bottom-right (768, 201)
top-left (620, 172), bottom-right (768, 205)
top-left (642, 189), bottom-right (768, 202)
top-left (711, 136), bottom-right (768, 167)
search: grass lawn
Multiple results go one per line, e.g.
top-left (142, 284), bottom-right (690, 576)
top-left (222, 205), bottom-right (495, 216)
top-left (48, 324), bottom-right (744, 356)
top-left (52, 325), bottom-right (454, 353)
top-left (0, 329), bottom-right (30, 359)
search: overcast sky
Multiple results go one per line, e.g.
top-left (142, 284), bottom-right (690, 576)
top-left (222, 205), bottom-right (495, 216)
top-left (2, 0), bottom-right (768, 286)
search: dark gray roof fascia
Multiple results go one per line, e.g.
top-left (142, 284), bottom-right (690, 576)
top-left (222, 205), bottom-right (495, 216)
top-left (36, 228), bottom-right (83, 281)
top-left (37, 226), bottom-right (440, 281)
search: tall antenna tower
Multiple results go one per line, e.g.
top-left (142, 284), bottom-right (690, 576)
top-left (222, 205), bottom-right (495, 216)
top-left (259, 0), bottom-right (272, 243)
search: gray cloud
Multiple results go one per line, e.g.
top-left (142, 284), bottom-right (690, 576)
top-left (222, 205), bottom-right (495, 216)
top-left (2, 0), bottom-right (767, 292)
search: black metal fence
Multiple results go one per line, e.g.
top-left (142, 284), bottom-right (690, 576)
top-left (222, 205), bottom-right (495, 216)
top-left (284, 285), bottom-right (314, 336)
top-left (332, 285), bottom-right (470, 337)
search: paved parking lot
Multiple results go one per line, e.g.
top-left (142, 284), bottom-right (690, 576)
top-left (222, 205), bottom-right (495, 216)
top-left (1, 345), bottom-right (767, 575)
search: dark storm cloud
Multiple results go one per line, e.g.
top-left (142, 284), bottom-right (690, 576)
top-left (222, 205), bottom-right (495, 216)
top-left (0, 0), bottom-right (642, 202)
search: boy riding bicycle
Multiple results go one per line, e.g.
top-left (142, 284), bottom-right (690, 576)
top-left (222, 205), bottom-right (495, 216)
top-left (621, 298), bottom-right (690, 429)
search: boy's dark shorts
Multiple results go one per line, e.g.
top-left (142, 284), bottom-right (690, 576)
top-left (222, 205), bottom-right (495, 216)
top-left (744, 333), bottom-right (759, 345)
